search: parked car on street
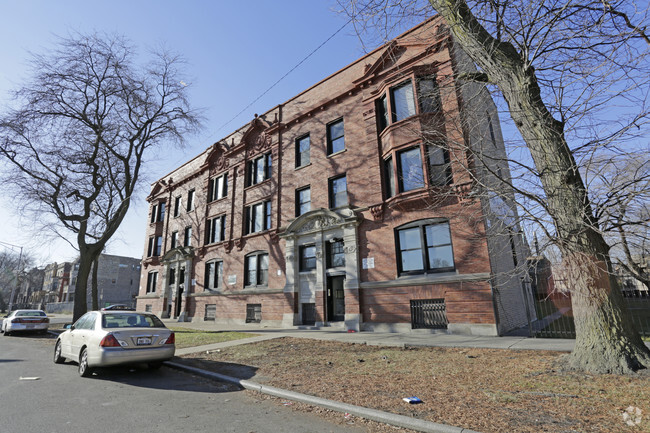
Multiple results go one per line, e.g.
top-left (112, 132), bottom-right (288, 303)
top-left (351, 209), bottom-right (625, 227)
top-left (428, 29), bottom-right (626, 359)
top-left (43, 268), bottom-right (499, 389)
top-left (100, 304), bottom-right (135, 311)
top-left (1, 310), bottom-right (49, 335)
top-left (53, 311), bottom-right (175, 377)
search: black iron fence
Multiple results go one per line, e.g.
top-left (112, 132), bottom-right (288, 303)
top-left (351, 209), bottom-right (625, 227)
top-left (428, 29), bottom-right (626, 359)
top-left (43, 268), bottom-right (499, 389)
top-left (531, 290), bottom-right (650, 339)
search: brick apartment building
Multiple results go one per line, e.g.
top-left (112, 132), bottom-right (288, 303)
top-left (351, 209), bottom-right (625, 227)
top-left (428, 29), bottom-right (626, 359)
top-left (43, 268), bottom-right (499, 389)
top-left (136, 16), bottom-right (534, 336)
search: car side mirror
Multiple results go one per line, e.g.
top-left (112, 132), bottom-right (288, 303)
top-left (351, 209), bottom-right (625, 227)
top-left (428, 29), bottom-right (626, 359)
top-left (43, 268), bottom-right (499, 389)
top-left (64, 323), bottom-right (73, 330)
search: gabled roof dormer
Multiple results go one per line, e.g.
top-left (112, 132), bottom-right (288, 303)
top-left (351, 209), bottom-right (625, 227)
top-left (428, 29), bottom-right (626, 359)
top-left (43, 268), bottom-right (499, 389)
top-left (147, 179), bottom-right (169, 201)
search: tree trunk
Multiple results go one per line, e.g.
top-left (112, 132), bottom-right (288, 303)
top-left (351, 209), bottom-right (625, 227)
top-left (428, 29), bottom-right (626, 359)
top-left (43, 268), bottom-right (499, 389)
top-left (431, 0), bottom-right (650, 373)
top-left (91, 255), bottom-right (99, 311)
top-left (72, 247), bottom-right (102, 322)
top-left (564, 254), bottom-right (649, 372)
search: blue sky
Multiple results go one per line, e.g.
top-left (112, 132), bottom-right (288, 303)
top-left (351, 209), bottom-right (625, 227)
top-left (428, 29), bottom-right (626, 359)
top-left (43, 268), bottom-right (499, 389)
top-left (0, 1), bottom-right (415, 264)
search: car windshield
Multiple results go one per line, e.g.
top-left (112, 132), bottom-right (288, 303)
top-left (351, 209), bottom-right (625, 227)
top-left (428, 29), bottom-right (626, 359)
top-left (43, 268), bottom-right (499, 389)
top-left (102, 313), bottom-right (165, 329)
top-left (16, 311), bottom-right (46, 317)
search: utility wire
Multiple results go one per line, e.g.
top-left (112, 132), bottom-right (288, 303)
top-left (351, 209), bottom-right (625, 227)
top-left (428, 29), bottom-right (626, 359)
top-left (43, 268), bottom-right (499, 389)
top-left (208, 18), bottom-right (352, 140)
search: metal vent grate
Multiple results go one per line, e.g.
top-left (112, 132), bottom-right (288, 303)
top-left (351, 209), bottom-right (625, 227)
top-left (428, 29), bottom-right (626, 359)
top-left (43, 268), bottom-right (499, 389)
top-left (410, 298), bottom-right (448, 329)
top-left (246, 303), bottom-right (262, 323)
top-left (204, 304), bottom-right (216, 321)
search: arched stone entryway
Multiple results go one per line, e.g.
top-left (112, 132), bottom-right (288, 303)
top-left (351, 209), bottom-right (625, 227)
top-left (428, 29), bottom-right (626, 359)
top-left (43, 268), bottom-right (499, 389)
top-left (280, 208), bottom-right (361, 330)
top-left (160, 246), bottom-right (194, 321)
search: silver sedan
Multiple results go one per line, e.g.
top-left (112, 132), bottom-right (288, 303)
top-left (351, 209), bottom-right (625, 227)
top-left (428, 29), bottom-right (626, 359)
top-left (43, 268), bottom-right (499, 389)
top-left (53, 311), bottom-right (175, 377)
top-left (1, 310), bottom-right (49, 335)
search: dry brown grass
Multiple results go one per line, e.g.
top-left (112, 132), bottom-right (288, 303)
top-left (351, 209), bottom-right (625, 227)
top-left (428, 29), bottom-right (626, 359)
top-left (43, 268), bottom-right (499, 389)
top-left (179, 337), bottom-right (650, 433)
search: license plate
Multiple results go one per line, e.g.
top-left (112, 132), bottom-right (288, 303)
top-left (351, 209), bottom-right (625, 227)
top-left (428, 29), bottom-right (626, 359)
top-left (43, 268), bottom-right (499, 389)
top-left (26, 324), bottom-right (35, 329)
top-left (137, 337), bottom-right (152, 346)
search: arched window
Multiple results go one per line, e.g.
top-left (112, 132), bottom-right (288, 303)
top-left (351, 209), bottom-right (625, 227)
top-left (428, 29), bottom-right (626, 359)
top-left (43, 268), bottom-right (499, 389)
top-left (204, 260), bottom-right (223, 291)
top-left (244, 251), bottom-right (269, 287)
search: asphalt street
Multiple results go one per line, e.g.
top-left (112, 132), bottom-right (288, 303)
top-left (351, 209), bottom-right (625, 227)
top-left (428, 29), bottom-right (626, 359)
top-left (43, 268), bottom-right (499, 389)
top-left (0, 333), bottom-right (366, 433)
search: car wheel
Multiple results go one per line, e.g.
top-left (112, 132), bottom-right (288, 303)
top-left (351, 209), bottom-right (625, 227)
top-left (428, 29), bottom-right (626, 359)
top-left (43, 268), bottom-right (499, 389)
top-left (78, 348), bottom-right (93, 377)
top-left (53, 341), bottom-right (65, 364)
top-left (149, 362), bottom-right (163, 370)
top-left (3, 326), bottom-right (9, 336)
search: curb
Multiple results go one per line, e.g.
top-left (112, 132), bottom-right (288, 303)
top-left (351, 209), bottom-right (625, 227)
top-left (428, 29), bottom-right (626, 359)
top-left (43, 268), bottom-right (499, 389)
top-left (165, 360), bottom-right (481, 433)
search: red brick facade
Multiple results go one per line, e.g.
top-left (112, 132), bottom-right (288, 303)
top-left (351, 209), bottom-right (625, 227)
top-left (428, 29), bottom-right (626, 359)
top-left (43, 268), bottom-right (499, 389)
top-left (136, 17), bottom-right (531, 336)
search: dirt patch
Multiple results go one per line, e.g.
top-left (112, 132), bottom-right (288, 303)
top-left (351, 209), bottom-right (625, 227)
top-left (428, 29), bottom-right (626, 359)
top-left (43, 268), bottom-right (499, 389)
top-left (179, 337), bottom-right (649, 433)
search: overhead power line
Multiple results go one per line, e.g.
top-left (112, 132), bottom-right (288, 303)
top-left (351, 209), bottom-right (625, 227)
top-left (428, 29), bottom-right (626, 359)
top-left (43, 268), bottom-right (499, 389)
top-left (207, 18), bottom-right (352, 141)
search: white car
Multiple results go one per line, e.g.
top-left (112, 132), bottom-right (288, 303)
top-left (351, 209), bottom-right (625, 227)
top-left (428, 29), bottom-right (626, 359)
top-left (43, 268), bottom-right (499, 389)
top-left (2, 310), bottom-right (49, 335)
top-left (53, 310), bottom-right (175, 377)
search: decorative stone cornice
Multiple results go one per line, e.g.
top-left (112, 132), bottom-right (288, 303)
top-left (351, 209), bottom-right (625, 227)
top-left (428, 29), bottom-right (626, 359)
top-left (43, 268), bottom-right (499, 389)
top-left (160, 246), bottom-right (194, 263)
top-left (241, 115), bottom-right (274, 157)
top-left (280, 208), bottom-right (359, 239)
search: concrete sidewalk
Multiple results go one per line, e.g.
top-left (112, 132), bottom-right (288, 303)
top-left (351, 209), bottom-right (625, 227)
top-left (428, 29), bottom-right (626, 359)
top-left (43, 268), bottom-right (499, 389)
top-left (55, 313), bottom-right (577, 353)
top-left (163, 319), bottom-right (577, 355)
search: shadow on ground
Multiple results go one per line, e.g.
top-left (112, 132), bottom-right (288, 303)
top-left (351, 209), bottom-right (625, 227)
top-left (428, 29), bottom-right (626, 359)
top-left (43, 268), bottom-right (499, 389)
top-left (172, 356), bottom-right (259, 380)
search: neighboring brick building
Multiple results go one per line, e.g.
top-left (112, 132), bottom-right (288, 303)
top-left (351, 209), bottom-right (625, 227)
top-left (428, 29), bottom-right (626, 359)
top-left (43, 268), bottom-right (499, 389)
top-left (55, 262), bottom-right (72, 302)
top-left (41, 262), bottom-right (60, 303)
top-left (136, 17), bottom-right (533, 336)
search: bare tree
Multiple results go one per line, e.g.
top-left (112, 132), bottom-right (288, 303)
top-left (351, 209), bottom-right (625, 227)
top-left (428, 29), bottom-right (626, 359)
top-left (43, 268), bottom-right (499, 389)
top-left (590, 157), bottom-right (650, 291)
top-left (0, 33), bottom-right (201, 321)
top-left (340, 0), bottom-right (650, 373)
top-left (0, 249), bottom-right (35, 310)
